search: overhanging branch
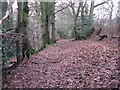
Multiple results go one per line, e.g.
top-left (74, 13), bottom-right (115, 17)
top-left (54, 5), bottom-right (69, 15)
top-left (94, 0), bottom-right (109, 8)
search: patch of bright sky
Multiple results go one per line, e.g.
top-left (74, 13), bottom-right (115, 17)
top-left (12, 0), bottom-right (119, 18)
top-left (94, 0), bottom-right (119, 19)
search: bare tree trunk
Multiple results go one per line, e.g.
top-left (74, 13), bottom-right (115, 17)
top-left (35, 2), bottom-right (42, 50)
top-left (107, 0), bottom-right (114, 38)
top-left (16, 2), bottom-right (23, 63)
top-left (118, 1), bottom-right (120, 42)
top-left (0, 0), bottom-right (15, 25)
top-left (2, 1), bottom-right (14, 29)
top-left (22, 1), bottom-right (31, 58)
top-left (109, 1), bottom-right (114, 26)
top-left (0, 2), bottom-right (2, 22)
top-left (45, 13), bottom-right (50, 44)
top-left (2, 2), bottom-right (8, 29)
top-left (69, 2), bottom-right (83, 39)
top-left (0, 1), bottom-right (3, 67)
top-left (41, 2), bottom-right (47, 48)
top-left (51, 2), bottom-right (56, 43)
top-left (41, 2), bottom-right (51, 46)
top-left (1, 2), bottom-right (9, 66)
top-left (10, 5), bottom-right (13, 27)
top-left (89, 1), bottom-right (94, 26)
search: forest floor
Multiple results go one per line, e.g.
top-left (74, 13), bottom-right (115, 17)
top-left (3, 39), bottom-right (119, 88)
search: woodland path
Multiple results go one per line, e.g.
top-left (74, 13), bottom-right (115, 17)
top-left (3, 39), bottom-right (119, 88)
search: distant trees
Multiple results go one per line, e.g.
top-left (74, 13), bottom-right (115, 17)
top-left (68, 1), bottom-right (84, 39)
top-left (58, 0), bottom-right (108, 40)
top-left (56, 3), bottom-right (73, 39)
top-left (93, 0), bottom-right (119, 40)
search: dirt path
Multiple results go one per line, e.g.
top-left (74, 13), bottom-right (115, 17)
top-left (3, 39), bottom-right (119, 88)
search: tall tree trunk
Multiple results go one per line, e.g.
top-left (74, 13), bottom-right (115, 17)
top-left (45, 13), bottom-right (50, 44)
top-left (16, 2), bottom-right (23, 63)
top-left (10, 6), bottom-right (13, 27)
top-left (0, 1), bottom-right (3, 67)
top-left (2, 1), bottom-right (13, 30)
top-left (89, 1), bottom-right (94, 26)
top-left (45, 2), bottom-right (51, 44)
top-left (118, 1), bottom-right (120, 42)
top-left (2, 2), bottom-right (8, 29)
top-left (35, 2), bottom-right (42, 50)
top-left (74, 2), bottom-right (83, 40)
top-left (108, 1), bottom-right (114, 38)
top-left (51, 2), bottom-right (56, 43)
top-left (41, 2), bottom-right (51, 46)
top-left (22, 1), bottom-right (31, 58)
top-left (69, 2), bottom-right (81, 39)
top-left (0, 2), bottom-right (1, 25)
top-left (109, 1), bottom-right (114, 27)
top-left (1, 2), bottom-right (8, 66)
top-left (41, 2), bottom-right (46, 48)
top-left (0, 2), bottom-right (2, 86)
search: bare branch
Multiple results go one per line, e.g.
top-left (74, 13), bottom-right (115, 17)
top-left (94, 0), bottom-right (109, 8)
top-left (67, 2), bottom-right (76, 16)
top-left (75, 2), bottom-right (83, 19)
top-left (55, 5), bottom-right (68, 15)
